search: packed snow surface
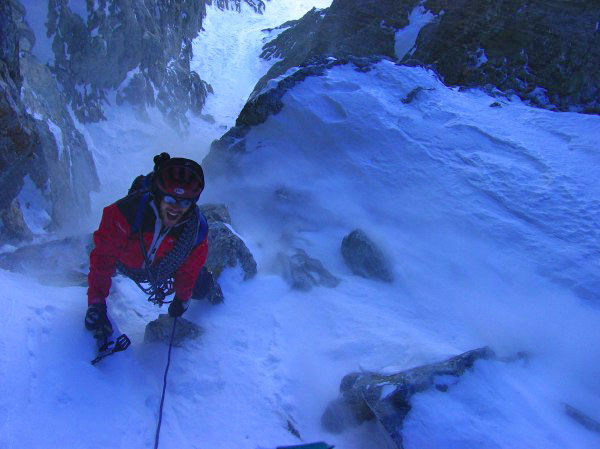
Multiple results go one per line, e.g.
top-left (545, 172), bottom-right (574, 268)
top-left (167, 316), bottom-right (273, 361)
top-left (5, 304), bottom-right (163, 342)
top-left (3, 2), bottom-right (600, 449)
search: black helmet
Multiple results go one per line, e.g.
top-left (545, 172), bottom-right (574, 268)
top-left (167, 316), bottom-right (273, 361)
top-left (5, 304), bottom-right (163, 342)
top-left (153, 154), bottom-right (204, 199)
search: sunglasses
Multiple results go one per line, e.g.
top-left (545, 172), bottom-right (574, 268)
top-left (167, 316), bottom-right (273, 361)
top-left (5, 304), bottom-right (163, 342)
top-left (162, 195), bottom-right (194, 208)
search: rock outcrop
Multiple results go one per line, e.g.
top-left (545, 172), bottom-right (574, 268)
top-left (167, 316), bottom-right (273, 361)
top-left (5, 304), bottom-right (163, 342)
top-left (1, 0), bottom-right (98, 242)
top-left (20, 50), bottom-right (99, 230)
top-left (190, 203), bottom-right (257, 303)
top-left (205, 0), bottom-right (599, 166)
top-left (0, 198), bottom-right (33, 241)
top-left (408, 0), bottom-right (600, 113)
top-left (210, 0), bottom-right (266, 14)
top-left (322, 347), bottom-right (495, 448)
top-left (37, 0), bottom-right (271, 130)
top-left (205, 221), bottom-right (257, 280)
top-left (44, 0), bottom-right (210, 130)
top-left (144, 313), bottom-right (204, 346)
top-left (279, 248), bottom-right (340, 291)
top-left (259, 0), bottom-right (600, 113)
top-left (0, 0), bottom-right (39, 237)
top-left (341, 229), bottom-right (393, 282)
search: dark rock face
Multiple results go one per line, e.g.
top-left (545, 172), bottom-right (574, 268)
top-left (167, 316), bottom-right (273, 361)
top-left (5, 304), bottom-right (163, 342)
top-left (210, 0), bottom-right (266, 13)
top-left (0, 0), bottom-right (38, 217)
top-left (245, 0), bottom-right (600, 125)
top-left (322, 347), bottom-right (495, 448)
top-left (43, 0), bottom-right (210, 130)
top-left (244, 0), bottom-right (419, 109)
top-left (1, 0), bottom-right (21, 85)
top-left (279, 248), bottom-right (340, 291)
top-left (195, 203), bottom-right (257, 303)
top-left (0, 198), bottom-right (33, 241)
top-left (21, 51), bottom-right (99, 229)
top-left (341, 229), bottom-right (393, 282)
top-left (0, 1), bottom-right (99, 241)
top-left (253, 0), bottom-right (413, 97)
top-left (205, 220), bottom-right (257, 280)
top-left (410, 0), bottom-right (600, 113)
top-left (31, 0), bottom-right (269, 130)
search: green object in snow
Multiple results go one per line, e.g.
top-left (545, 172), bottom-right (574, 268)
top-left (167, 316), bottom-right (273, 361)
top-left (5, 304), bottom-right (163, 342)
top-left (276, 443), bottom-right (333, 449)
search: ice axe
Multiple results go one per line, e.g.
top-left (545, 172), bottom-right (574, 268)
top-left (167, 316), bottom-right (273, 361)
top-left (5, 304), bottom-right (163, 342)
top-left (91, 334), bottom-right (131, 365)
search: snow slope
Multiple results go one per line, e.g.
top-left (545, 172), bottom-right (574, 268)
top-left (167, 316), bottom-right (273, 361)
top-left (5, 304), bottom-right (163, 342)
top-left (3, 2), bottom-right (600, 449)
top-left (201, 60), bottom-right (600, 448)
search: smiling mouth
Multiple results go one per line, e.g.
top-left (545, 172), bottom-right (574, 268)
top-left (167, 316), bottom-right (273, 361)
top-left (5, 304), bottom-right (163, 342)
top-left (165, 210), bottom-right (181, 220)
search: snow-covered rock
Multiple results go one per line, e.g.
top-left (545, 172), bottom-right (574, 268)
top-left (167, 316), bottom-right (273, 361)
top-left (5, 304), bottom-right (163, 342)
top-left (279, 248), bottom-right (340, 291)
top-left (38, 0), bottom-right (210, 130)
top-left (210, 0), bottom-right (267, 14)
top-left (322, 347), bottom-right (495, 447)
top-left (251, 0), bottom-right (600, 118)
top-left (0, 198), bottom-right (32, 241)
top-left (1, 1), bottom-right (98, 241)
top-left (199, 202), bottom-right (232, 225)
top-left (194, 202), bottom-right (256, 302)
top-left (206, 220), bottom-right (257, 280)
top-left (341, 229), bottom-right (393, 283)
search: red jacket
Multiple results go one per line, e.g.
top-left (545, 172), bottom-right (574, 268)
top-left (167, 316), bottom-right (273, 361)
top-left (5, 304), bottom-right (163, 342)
top-left (88, 193), bottom-right (208, 305)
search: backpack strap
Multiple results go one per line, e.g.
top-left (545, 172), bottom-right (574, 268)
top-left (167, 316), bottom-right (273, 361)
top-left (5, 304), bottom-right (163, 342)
top-left (131, 192), bottom-right (151, 234)
top-left (194, 207), bottom-right (209, 246)
top-left (128, 173), bottom-right (154, 196)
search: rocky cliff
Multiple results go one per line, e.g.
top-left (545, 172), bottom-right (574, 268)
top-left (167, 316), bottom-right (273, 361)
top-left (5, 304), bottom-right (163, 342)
top-left (409, 0), bottom-right (600, 113)
top-left (0, 0), bottom-right (98, 242)
top-left (211, 0), bottom-right (266, 13)
top-left (204, 0), bottom-right (599, 173)
top-left (0, 0), bottom-right (38, 234)
top-left (42, 0), bottom-right (268, 130)
top-left (45, 0), bottom-right (210, 130)
top-left (253, 0), bottom-right (600, 115)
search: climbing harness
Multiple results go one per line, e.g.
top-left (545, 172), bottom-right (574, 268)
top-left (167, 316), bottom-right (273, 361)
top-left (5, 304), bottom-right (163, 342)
top-left (154, 317), bottom-right (178, 449)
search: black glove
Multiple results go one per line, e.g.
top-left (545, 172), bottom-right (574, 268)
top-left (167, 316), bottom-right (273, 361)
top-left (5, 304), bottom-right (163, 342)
top-left (85, 303), bottom-right (113, 340)
top-left (168, 297), bottom-right (189, 318)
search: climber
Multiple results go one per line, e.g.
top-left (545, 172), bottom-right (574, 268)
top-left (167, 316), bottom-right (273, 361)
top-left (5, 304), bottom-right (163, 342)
top-left (84, 153), bottom-right (208, 344)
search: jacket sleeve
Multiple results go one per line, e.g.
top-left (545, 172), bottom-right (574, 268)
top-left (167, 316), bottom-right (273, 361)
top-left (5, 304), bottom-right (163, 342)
top-left (174, 236), bottom-right (208, 301)
top-left (87, 204), bottom-right (130, 306)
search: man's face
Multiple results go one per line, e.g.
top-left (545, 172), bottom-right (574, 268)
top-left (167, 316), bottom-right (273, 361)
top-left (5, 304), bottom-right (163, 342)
top-left (159, 197), bottom-right (191, 227)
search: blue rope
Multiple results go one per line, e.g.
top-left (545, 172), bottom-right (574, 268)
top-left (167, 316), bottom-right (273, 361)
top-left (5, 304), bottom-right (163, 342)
top-left (154, 317), bottom-right (177, 449)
